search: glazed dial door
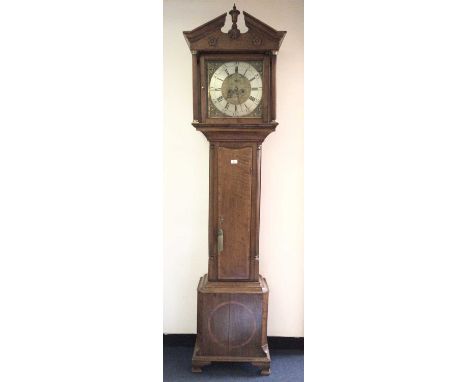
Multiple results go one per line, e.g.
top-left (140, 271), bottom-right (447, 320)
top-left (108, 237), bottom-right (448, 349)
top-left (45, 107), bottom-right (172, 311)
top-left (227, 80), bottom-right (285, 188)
top-left (208, 61), bottom-right (263, 118)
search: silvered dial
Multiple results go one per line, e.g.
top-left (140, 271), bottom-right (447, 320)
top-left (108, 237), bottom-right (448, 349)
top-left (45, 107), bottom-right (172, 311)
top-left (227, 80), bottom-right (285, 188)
top-left (208, 61), bottom-right (263, 117)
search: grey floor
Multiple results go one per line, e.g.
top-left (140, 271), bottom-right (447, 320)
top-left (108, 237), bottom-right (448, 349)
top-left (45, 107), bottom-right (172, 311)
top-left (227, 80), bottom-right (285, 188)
top-left (163, 345), bottom-right (304, 381)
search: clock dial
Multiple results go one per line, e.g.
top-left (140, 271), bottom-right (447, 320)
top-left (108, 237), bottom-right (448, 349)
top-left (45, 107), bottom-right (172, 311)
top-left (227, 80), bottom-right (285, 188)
top-left (208, 61), bottom-right (263, 117)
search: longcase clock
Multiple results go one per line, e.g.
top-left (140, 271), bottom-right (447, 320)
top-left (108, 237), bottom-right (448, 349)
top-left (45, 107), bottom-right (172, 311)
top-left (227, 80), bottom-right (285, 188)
top-left (183, 5), bottom-right (286, 376)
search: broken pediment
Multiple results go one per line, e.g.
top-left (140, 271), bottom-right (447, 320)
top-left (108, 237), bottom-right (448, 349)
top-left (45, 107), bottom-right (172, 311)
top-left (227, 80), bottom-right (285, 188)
top-left (183, 4), bottom-right (286, 52)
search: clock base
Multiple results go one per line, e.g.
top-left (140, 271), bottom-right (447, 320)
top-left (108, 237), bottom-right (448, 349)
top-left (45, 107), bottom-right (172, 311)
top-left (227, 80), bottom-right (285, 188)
top-left (192, 274), bottom-right (270, 375)
top-left (192, 338), bottom-right (271, 375)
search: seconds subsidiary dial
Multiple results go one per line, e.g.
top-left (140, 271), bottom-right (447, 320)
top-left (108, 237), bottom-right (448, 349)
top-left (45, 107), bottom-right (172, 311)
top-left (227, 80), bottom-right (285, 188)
top-left (208, 61), bottom-right (263, 117)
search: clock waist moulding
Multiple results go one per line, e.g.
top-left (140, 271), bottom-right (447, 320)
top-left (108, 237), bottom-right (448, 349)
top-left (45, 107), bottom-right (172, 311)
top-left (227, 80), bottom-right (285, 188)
top-left (183, 5), bottom-right (286, 376)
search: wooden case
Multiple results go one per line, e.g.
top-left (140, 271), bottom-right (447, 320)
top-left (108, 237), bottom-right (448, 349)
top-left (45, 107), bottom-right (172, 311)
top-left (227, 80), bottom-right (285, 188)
top-left (183, 5), bottom-right (286, 375)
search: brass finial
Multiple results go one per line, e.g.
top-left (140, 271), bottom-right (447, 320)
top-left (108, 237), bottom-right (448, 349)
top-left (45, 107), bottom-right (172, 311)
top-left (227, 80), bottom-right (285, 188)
top-left (228, 4), bottom-right (241, 39)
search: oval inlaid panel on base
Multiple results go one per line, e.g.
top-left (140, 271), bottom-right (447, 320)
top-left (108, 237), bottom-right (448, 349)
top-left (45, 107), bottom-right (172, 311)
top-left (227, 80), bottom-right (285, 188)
top-left (208, 301), bottom-right (257, 348)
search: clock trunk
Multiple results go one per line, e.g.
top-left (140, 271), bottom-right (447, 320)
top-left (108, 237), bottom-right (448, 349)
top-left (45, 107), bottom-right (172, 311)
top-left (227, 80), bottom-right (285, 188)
top-left (208, 142), bottom-right (261, 282)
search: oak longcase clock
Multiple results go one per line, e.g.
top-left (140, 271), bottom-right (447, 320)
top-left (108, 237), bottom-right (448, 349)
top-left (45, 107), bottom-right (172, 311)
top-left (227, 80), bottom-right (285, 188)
top-left (183, 4), bottom-right (286, 376)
